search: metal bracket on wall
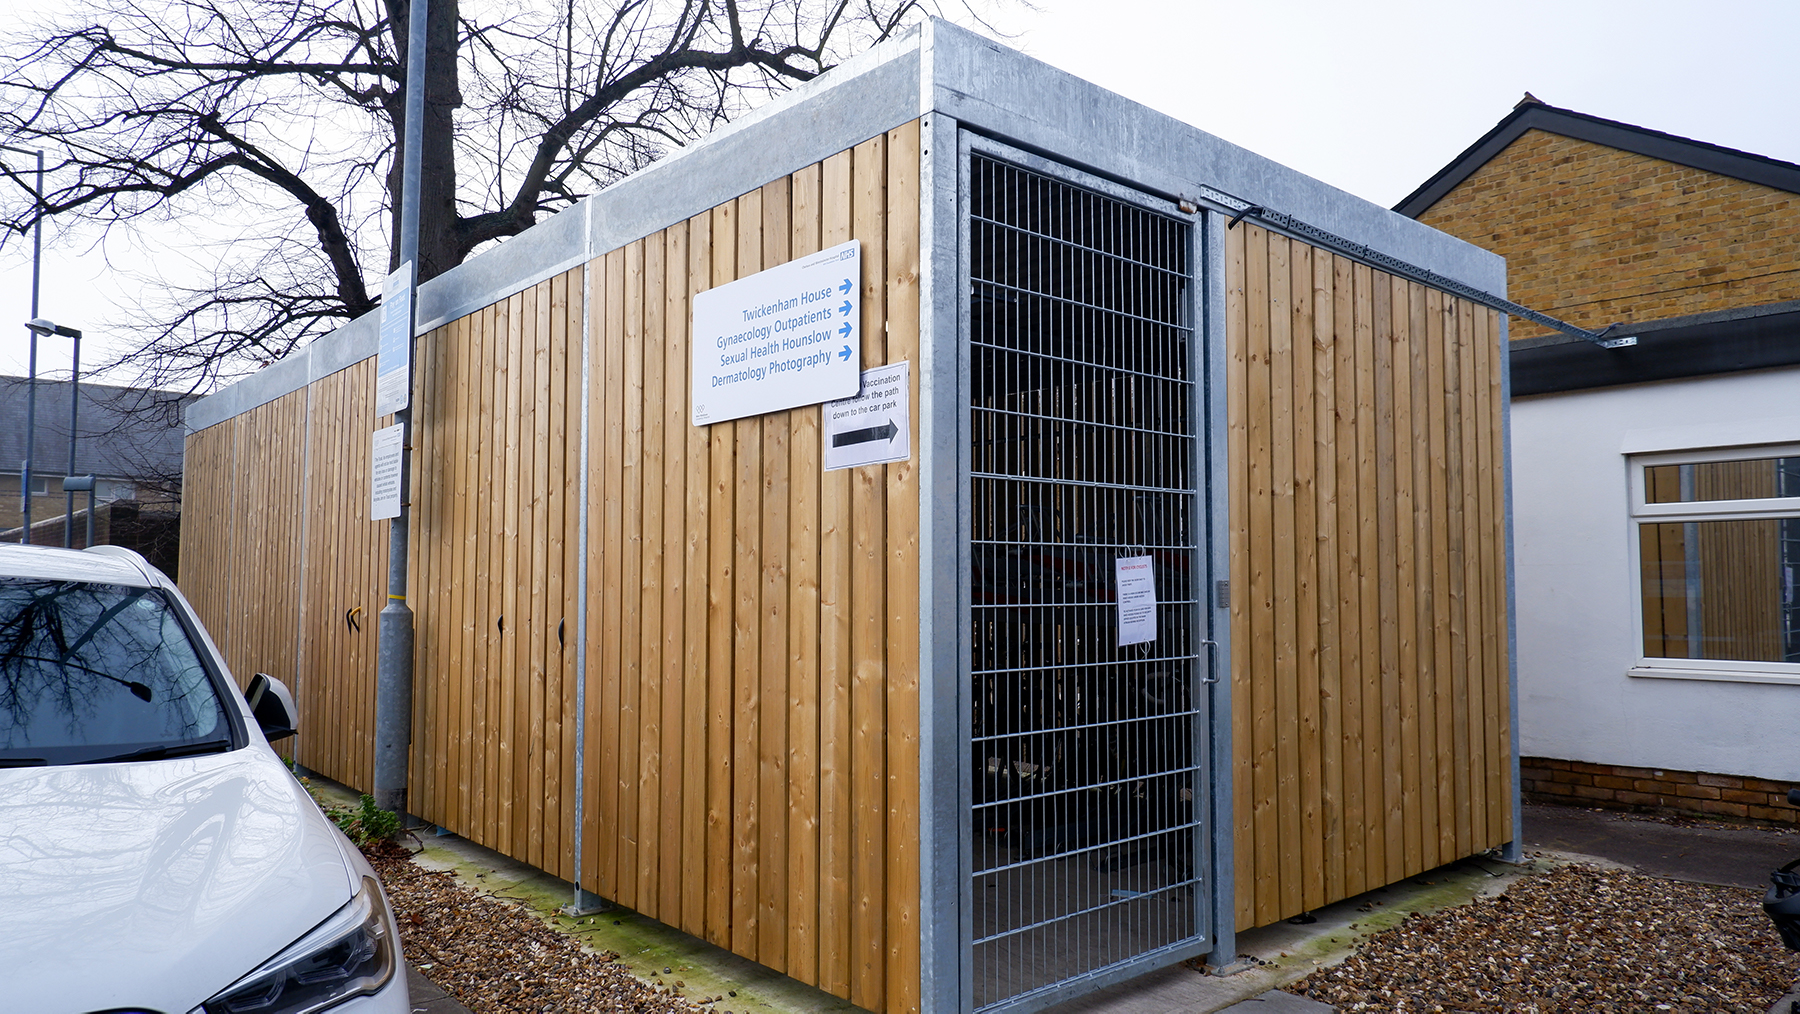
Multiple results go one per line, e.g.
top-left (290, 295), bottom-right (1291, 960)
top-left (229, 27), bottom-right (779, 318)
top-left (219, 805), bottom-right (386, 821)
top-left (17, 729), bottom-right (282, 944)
top-left (1206, 187), bottom-right (1637, 350)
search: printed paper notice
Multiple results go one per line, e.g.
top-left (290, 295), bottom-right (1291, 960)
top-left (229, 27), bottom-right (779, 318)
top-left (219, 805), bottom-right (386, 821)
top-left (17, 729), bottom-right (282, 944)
top-left (376, 262), bottom-right (414, 416)
top-left (371, 423), bottom-right (404, 520)
top-left (823, 361), bottom-right (910, 471)
top-left (1115, 555), bottom-right (1157, 646)
top-left (691, 239), bottom-right (861, 425)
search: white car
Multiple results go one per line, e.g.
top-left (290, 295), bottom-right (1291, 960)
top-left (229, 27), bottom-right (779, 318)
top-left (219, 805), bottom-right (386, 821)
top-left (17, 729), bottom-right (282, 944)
top-left (0, 543), bottom-right (410, 1014)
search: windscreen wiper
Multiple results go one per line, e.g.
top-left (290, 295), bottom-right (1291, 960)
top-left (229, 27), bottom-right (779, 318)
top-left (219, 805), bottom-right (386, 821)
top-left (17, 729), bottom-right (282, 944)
top-left (80, 738), bottom-right (235, 765)
top-left (0, 757), bottom-right (49, 768)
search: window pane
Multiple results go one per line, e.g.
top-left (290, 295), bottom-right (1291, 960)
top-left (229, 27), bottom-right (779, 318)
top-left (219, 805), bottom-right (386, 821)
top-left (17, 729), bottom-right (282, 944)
top-left (1645, 456), bottom-right (1800, 504)
top-left (0, 578), bottom-right (230, 762)
top-left (1640, 519), bottom-right (1800, 662)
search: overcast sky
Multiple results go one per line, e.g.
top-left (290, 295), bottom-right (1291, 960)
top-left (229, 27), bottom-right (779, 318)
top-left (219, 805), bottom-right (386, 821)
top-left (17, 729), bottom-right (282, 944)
top-left (3, 0), bottom-right (1797, 387)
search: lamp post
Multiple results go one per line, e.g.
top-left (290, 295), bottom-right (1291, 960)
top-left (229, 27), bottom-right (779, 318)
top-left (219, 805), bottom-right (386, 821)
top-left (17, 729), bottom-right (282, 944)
top-left (1, 143), bottom-right (44, 544)
top-left (23, 318), bottom-right (82, 547)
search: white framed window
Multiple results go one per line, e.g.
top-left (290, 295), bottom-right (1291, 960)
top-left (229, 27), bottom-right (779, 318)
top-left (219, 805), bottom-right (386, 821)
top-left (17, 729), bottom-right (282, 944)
top-left (1629, 444), bottom-right (1800, 684)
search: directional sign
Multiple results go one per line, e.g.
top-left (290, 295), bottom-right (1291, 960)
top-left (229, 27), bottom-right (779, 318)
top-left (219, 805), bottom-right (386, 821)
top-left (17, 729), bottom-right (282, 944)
top-left (823, 361), bottom-right (910, 471)
top-left (691, 239), bottom-right (861, 426)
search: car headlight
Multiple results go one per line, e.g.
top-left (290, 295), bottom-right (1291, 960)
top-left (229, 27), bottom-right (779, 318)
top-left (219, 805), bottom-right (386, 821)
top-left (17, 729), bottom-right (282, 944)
top-left (199, 876), bottom-right (398, 1014)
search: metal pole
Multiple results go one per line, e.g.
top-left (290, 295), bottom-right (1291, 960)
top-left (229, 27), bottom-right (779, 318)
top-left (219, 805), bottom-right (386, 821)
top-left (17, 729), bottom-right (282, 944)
top-left (6, 146), bottom-right (45, 545)
top-left (22, 329), bottom-right (37, 543)
top-left (64, 331), bottom-right (79, 548)
top-left (373, 0), bottom-right (428, 818)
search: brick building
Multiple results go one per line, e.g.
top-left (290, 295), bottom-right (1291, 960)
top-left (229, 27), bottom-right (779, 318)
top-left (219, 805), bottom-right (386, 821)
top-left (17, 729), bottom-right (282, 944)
top-left (1398, 97), bottom-right (1800, 823)
top-left (0, 376), bottom-right (192, 574)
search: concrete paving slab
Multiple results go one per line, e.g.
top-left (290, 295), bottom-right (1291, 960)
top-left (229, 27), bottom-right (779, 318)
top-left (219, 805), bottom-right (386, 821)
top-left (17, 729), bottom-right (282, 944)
top-left (405, 963), bottom-right (472, 1014)
top-left (1217, 990), bottom-right (1336, 1012)
top-left (1039, 855), bottom-right (1529, 1014)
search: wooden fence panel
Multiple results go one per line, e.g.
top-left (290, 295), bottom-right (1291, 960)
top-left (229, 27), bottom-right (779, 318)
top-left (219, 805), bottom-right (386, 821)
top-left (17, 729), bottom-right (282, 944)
top-left (247, 358), bottom-right (389, 792)
top-left (1227, 223), bottom-right (1512, 931)
top-left (179, 421), bottom-right (238, 660)
top-left (405, 273), bottom-right (584, 882)
top-left (569, 125), bottom-right (921, 1011)
top-left (176, 127), bottom-right (919, 1011)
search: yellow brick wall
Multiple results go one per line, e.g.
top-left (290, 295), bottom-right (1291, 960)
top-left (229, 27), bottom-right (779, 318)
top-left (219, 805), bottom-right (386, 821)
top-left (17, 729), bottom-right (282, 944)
top-left (1416, 128), bottom-right (1800, 340)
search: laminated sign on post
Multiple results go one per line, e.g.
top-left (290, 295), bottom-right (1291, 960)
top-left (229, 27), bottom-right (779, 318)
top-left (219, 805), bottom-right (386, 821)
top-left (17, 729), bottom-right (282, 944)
top-left (371, 423), bottom-right (403, 521)
top-left (691, 239), bottom-right (862, 425)
top-left (1115, 555), bottom-right (1157, 646)
top-left (375, 262), bottom-right (414, 416)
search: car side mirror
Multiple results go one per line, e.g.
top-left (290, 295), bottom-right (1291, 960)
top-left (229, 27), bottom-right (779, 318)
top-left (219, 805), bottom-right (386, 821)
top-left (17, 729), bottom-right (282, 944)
top-left (245, 673), bottom-right (298, 742)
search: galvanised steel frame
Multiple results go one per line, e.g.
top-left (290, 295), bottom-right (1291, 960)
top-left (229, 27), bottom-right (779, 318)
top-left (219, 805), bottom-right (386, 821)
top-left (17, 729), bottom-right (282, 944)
top-left (953, 132), bottom-right (1221, 1014)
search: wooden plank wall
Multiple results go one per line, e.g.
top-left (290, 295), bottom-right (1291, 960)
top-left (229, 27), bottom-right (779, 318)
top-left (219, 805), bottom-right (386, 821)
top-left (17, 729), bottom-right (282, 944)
top-left (218, 393), bottom-right (309, 694)
top-left (403, 270), bottom-right (586, 881)
top-left (176, 390), bottom-right (308, 697)
top-left (181, 124), bottom-right (925, 1012)
top-left (1224, 222), bottom-right (1512, 931)
top-left (179, 421), bottom-right (241, 659)
top-left (294, 360), bottom-right (391, 790)
top-left (577, 121), bottom-right (921, 1014)
top-left (179, 363), bottom-right (391, 791)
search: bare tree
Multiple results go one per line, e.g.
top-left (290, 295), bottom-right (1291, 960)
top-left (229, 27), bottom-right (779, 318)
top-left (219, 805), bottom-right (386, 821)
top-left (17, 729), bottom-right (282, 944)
top-left (1, 0), bottom-right (983, 389)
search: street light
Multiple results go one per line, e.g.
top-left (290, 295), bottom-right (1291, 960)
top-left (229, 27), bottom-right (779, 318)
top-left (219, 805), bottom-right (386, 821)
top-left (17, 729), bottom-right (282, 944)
top-left (24, 317), bottom-right (83, 548)
top-left (1, 143), bottom-right (44, 544)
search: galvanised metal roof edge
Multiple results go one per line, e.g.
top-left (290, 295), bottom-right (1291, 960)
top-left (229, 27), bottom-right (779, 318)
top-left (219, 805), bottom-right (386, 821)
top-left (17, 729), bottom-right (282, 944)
top-left (184, 308), bottom-right (378, 433)
top-left (189, 16), bottom-right (1506, 432)
top-left (918, 19), bottom-right (1503, 296)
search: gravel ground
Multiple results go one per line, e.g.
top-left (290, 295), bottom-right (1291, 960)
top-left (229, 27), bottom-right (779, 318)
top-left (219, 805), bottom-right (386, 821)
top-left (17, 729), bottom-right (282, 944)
top-left (364, 841), bottom-right (721, 1014)
top-left (362, 835), bottom-right (1800, 1014)
top-left (1293, 864), bottom-right (1800, 1013)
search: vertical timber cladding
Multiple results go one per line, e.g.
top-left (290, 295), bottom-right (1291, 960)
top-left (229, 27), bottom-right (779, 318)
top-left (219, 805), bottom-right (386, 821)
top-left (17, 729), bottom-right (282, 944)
top-left (178, 420), bottom-right (241, 665)
top-left (967, 151), bottom-right (1208, 1011)
top-left (178, 392), bottom-right (306, 693)
top-left (296, 359), bottom-right (390, 791)
top-left (175, 361), bottom-right (392, 791)
top-left (1223, 222), bottom-right (1512, 932)
top-left (403, 270), bottom-right (585, 882)
top-left (580, 122), bottom-right (922, 1014)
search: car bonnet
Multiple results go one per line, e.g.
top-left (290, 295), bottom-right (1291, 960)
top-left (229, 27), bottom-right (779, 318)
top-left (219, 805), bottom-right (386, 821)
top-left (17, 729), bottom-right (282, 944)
top-left (0, 743), bottom-right (354, 1014)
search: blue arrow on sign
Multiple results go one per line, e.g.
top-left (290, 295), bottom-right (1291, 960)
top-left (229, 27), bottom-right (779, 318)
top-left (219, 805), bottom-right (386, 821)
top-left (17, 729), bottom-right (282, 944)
top-left (838, 344), bottom-right (852, 361)
top-left (838, 321), bottom-right (853, 339)
top-left (839, 300), bottom-right (852, 316)
top-left (839, 278), bottom-right (853, 294)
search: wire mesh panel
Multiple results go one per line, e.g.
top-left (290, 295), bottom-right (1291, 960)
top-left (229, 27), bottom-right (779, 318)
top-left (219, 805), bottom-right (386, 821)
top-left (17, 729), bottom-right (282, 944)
top-left (966, 151), bottom-right (1205, 1010)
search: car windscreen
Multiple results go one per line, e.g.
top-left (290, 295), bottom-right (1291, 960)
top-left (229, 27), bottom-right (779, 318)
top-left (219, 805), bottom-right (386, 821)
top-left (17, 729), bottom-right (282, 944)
top-left (0, 577), bottom-right (236, 766)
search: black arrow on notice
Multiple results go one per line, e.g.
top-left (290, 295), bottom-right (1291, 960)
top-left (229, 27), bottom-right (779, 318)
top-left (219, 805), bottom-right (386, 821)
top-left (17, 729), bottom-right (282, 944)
top-left (833, 419), bottom-right (898, 447)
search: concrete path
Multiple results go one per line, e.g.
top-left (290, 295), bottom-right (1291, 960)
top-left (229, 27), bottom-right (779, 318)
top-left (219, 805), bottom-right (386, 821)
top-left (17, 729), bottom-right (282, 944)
top-left (405, 963), bottom-right (471, 1014)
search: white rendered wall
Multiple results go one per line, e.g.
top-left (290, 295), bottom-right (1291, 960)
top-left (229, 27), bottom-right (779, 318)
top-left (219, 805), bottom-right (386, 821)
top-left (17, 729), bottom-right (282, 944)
top-left (1512, 365), bottom-right (1800, 780)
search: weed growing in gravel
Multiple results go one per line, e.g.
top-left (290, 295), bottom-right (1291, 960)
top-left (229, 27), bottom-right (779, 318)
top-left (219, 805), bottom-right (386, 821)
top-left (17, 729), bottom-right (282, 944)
top-left (303, 779), bottom-right (403, 845)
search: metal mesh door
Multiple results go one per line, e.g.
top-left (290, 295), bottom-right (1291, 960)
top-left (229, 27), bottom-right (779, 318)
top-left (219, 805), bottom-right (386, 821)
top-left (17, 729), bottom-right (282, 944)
top-left (966, 151), bottom-right (1206, 1010)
